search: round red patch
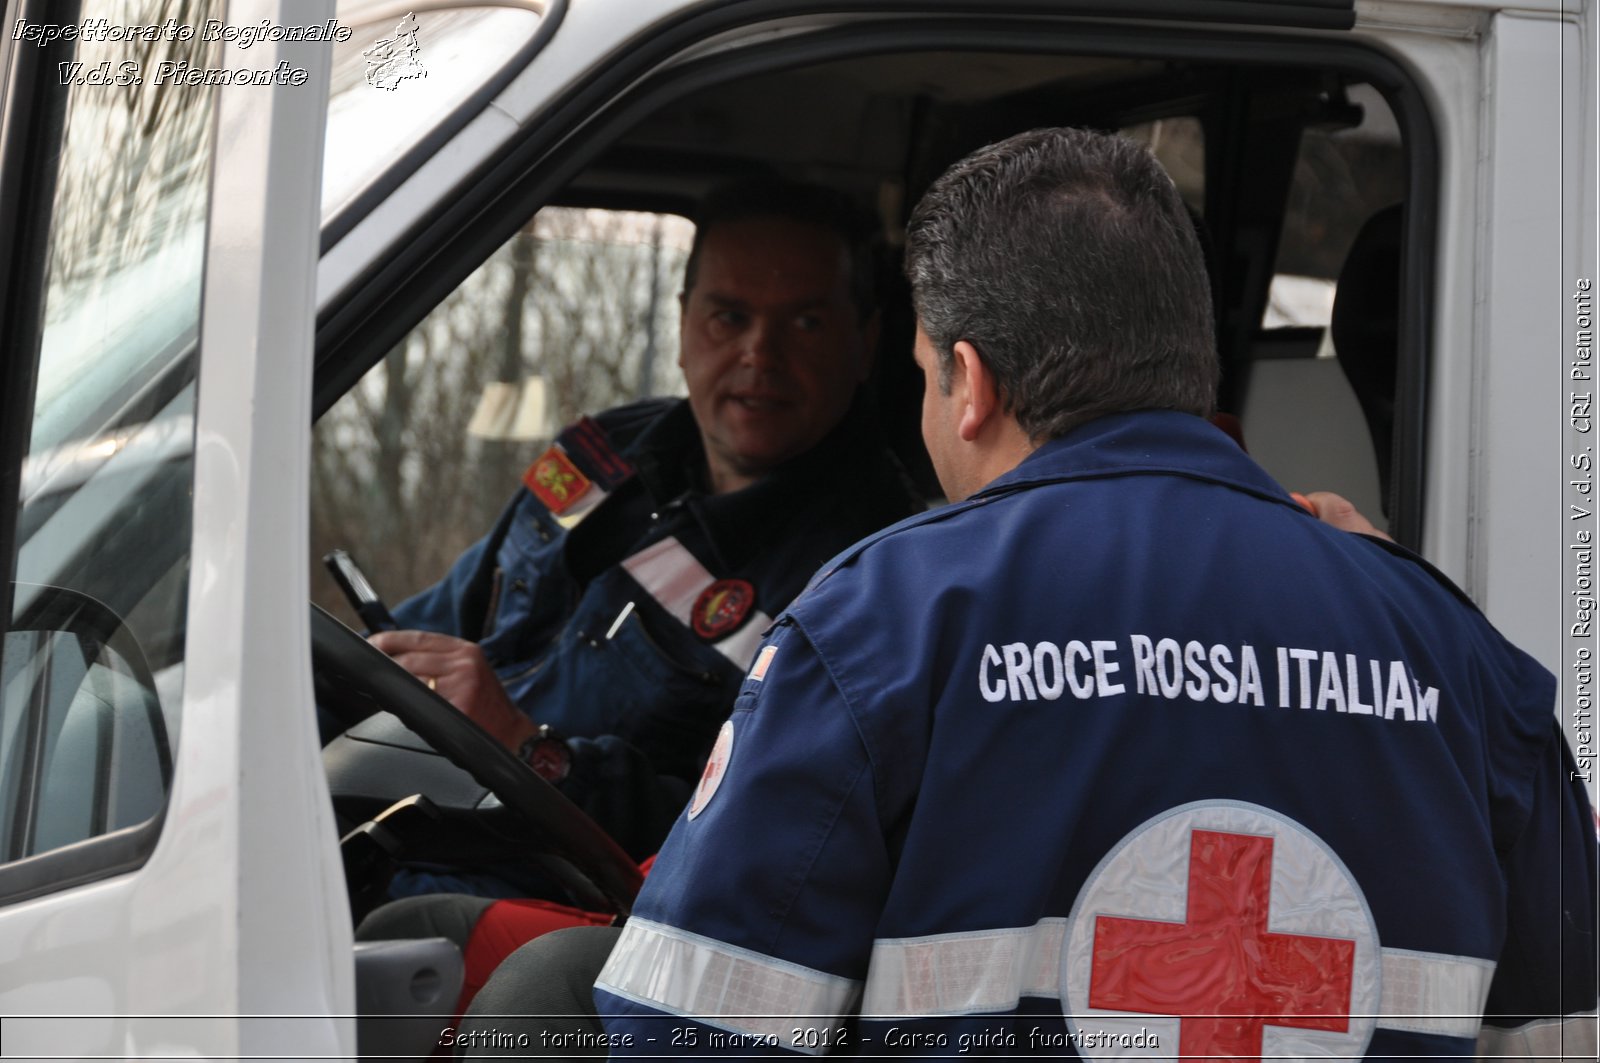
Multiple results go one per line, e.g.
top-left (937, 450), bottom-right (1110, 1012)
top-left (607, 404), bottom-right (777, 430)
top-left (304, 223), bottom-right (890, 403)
top-left (691, 578), bottom-right (755, 640)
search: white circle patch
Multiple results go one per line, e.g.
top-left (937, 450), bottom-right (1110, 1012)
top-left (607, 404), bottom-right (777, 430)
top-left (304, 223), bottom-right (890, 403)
top-left (1061, 801), bottom-right (1379, 1061)
top-left (687, 720), bottom-right (734, 820)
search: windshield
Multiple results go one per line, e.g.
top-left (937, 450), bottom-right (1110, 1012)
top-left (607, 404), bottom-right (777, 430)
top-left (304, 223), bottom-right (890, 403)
top-left (27, 53), bottom-right (211, 460)
top-left (29, 3), bottom-right (549, 468)
top-left (321, 1), bottom-right (548, 224)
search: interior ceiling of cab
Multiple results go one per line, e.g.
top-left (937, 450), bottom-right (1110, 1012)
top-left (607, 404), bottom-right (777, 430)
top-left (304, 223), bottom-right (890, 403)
top-left (568, 51), bottom-right (1173, 214)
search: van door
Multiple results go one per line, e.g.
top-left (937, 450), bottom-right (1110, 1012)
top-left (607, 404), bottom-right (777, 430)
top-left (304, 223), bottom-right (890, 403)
top-left (0, 2), bottom-right (349, 1056)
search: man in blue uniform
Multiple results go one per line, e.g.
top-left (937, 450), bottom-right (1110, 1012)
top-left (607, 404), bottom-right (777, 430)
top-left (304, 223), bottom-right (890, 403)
top-left (366, 180), bottom-right (921, 869)
top-left (489, 129), bottom-right (1596, 1059)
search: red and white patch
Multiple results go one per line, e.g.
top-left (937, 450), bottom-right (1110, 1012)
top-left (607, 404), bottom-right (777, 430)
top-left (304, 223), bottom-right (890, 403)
top-left (523, 446), bottom-right (591, 514)
top-left (749, 644), bottom-right (778, 682)
top-left (1061, 801), bottom-right (1379, 1061)
top-left (691, 578), bottom-right (755, 640)
top-left (687, 720), bottom-right (735, 820)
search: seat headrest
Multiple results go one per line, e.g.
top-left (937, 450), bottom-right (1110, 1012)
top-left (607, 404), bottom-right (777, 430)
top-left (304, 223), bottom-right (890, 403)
top-left (1329, 204), bottom-right (1403, 511)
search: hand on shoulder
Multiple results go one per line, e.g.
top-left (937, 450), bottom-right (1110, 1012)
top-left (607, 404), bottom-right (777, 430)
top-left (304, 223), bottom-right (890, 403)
top-left (1294, 490), bottom-right (1392, 541)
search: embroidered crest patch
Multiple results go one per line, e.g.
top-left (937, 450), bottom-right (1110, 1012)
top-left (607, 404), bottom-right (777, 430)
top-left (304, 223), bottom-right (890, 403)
top-left (692, 578), bottom-right (755, 640)
top-left (524, 446), bottom-right (591, 513)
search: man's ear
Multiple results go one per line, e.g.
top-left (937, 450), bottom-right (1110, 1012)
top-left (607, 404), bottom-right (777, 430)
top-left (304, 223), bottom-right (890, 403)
top-left (953, 340), bottom-right (999, 442)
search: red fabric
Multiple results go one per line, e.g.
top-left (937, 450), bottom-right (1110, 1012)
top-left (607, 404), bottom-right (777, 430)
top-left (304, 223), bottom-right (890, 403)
top-left (455, 858), bottom-right (656, 1016)
top-left (458, 899), bottom-right (616, 1016)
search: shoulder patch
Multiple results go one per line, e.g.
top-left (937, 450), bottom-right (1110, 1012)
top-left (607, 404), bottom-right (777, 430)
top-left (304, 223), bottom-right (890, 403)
top-left (524, 446), bottom-right (591, 513)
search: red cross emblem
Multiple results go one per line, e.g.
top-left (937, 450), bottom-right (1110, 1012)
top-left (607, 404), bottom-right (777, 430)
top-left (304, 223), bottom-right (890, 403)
top-left (1090, 830), bottom-right (1355, 1061)
top-left (1062, 803), bottom-right (1378, 1061)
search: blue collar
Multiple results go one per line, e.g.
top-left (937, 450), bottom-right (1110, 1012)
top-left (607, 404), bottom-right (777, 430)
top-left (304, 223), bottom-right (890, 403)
top-left (807, 410), bottom-right (1313, 593)
top-left (971, 409), bottom-right (1303, 514)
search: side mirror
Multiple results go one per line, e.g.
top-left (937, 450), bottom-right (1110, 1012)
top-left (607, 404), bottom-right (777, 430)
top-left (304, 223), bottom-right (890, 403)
top-left (0, 582), bottom-right (171, 902)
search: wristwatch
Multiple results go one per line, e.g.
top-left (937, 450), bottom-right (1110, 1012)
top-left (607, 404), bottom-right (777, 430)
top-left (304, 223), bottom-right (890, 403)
top-left (518, 724), bottom-right (572, 784)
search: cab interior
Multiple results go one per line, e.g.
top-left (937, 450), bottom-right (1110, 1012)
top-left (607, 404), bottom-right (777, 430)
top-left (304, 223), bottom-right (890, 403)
top-left (0, 11), bottom-right (1430, 1052)
top-left (313, 30), bottom-right (1424, 939)
top-left (312, 37), bottom-right (1421, 616)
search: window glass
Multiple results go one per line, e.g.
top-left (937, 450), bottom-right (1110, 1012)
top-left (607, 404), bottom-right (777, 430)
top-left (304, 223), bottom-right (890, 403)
top-left (310, 207), bottom-right (693, 616)
top-left (1122, 116), bottom-right (1204, 217)
top-left (1262, 84), bottom-right (1404, 329)
top-left (1243, 85), bottom-right (1404, 534)
top-left (1, 0), bottom-right (217, 876)
top-left (322, 2), bottom-right (546, 222)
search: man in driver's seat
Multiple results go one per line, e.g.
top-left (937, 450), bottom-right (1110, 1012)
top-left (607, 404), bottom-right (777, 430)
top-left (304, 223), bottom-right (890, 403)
top-left (366, 180), bottom-right (922, 892)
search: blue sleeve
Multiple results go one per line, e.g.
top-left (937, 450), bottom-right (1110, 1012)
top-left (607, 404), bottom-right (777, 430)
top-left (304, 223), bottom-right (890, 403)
top-left (595, 621), bottom-right (888, 1057)
top-left (1478, 723), bottom-right (1598, 1054)
top-left (390, 501), bottom-right (514, 639)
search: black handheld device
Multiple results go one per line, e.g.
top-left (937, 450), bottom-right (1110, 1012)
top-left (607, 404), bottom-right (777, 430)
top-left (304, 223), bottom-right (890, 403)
top-left (323, 549), bottom-right (399, 632)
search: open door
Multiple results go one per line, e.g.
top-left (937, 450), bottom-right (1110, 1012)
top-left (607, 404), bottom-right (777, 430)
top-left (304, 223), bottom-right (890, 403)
top-left (0, 1), bottom-right (350, 1056)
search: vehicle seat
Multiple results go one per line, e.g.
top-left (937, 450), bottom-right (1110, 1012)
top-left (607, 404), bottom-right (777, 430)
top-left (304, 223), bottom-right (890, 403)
top-left (1329, 204), bottom-right (1403, 514)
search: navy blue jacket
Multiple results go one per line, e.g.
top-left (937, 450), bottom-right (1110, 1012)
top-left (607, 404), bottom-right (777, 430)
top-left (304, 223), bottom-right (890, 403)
top-left (394, 398), bottom-right (920, 858)
top-left (597, 410), bottom-right (1596, 1058)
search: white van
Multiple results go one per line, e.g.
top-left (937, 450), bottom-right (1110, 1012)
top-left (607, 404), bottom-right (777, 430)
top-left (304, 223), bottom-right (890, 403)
top-left (0, 0), bottom-right (1593, 1057)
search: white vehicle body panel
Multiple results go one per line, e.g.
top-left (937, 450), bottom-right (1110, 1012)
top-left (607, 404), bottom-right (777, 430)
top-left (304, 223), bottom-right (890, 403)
top-left (1367, 18), bottom-right (1485, 591)
top-left (1472, 14), bottom-right (1581, 669)
top-left (0, 2), bottom-right (352, 1057)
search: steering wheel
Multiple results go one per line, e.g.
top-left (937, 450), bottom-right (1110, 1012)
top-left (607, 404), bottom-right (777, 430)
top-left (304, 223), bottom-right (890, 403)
top-left (310, 605), bottom-right (643, 914)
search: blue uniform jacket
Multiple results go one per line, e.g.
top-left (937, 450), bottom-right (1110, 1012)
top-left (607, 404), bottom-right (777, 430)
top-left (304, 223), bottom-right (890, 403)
top-left (393, 398), bottom-right (920, 859)
top-left (596, 410), bottom-right (1597, 1058)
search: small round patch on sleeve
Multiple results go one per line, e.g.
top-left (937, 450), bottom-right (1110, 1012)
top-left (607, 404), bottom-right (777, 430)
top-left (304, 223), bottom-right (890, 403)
top-left (687, 720), bottom-right (735, 820)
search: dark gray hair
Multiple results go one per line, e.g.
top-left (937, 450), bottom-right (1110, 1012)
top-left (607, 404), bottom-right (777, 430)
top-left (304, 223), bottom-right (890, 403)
top-left (905, 127), bottom-right (1218, 439)
top-left (684, 179), bottom-right (881, 323)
